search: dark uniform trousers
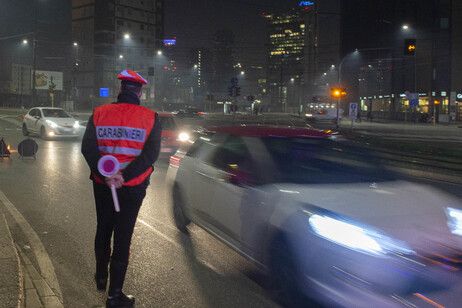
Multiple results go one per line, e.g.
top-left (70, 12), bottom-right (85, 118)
top-left (93, 182), bottom-right (146, 264)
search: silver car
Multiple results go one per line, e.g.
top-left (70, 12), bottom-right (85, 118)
top-left (22, 107), bottom-right (80, 139)
top-left (167, 125), bottom-right (462, 307)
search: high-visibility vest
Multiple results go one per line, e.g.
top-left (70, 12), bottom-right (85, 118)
top-left (92, 103), bottom-right (156, 186)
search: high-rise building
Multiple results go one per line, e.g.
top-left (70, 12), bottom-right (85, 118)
top-left (72, 0), bottom-right (164, 109)
top-left (264, 1), bottom-right (341, 112)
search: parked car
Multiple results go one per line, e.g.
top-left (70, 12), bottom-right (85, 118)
top-left (167, 125), bottom-right (462, 307)
top-left (158, 113), bottom-right (190, 156)
top-left (22, 107), bottom-right (80, 139)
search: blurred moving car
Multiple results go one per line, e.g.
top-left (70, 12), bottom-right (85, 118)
top-left (305, 107), bottom-right (343, 123)
top-left (172, 107), bottom-right (206, 118)
top-left (167, 125), bottom-right (462, 307)
top-left (22, 107), bottom-right (80, 139)
top-left (158, 113), bottom-right (189, 156)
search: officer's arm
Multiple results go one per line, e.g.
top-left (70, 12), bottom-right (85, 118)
top-left (122, 113), bottom-right (162, 183)
top-left (81, 114), bottom-right (104, 179)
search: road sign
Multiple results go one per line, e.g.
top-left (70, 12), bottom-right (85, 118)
top-left (456, 92), bottom-right (462, 102)
top-left (405, 92), bottom-right (419, 106)
top-left (349, 103), bottom-right (357, 120)
top-left (100, 88), bottom-right (109, 97)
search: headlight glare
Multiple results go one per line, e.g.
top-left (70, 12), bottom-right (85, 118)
top-left (446, 207), bottom-right (462, 236)
top-left (73, 121), bottom-right (80, 128)
top-left (309, 214), bottom-right (413, 257)
top-left (178, 132), bottom-right (189, 142)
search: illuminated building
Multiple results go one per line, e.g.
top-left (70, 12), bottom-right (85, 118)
top-left (263, 1), bottom-right (341, 112)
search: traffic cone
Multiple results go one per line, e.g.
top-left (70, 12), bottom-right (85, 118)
top-left (0, 138), bottom-right (10, 157)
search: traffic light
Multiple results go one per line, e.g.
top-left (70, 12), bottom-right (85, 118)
top-left (331, 87), bottom-right (346, 98)
top-left (236, 87), bottom-right (241, 97)
top-left (230, 77), bottom-right (238, 87)
top-left (404, 39), bottom-right (416, 56)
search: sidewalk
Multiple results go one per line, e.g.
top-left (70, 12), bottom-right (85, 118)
top-left (0, 210), bottom-right (21, 308)
top-left (0, 197), bottom-right (63, 308)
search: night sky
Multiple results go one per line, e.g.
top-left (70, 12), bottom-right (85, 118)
top-left (164, 0), bottom-right (297, 65)
top-left (0, 0), bottom-right (298, 67)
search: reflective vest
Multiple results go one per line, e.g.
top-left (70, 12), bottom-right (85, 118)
top-left (92, 103), bottom-right (156, 186)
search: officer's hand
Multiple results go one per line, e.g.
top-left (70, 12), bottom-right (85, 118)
top-left (105, 173), bottom-right (124, 189)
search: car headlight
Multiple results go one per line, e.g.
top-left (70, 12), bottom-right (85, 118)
top-left (446, 207), bottom-right (462, 236)
top-left (46, 120), bottom-right (58, 128)
top-left (305, 113), bottom-right (313, 117)
top-left (178, 132), bottom-right (189, 142)
top-left (309, 214), bottom-right (414, 257)
top-left (73, 121), bottom-right (80, 129)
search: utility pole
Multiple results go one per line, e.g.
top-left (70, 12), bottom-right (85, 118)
top-left (32, 31), bottom-right (37, 106)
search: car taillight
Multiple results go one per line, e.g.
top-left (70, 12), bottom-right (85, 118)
top-left (169, 155), bottom-right (182, 167)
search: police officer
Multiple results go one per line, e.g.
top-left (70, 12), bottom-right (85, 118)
top-left (81, 70), bottom-right (161, 307)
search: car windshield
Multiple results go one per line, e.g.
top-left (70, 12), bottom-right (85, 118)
top-left (262, 137), bottom-right (397, 184)
top-left (158, 116), bottom-right (178, 130)
top-left (42, 109), bottom-right (72, 118)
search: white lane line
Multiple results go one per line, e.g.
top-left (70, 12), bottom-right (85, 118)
top-left (137, 218), bottom-right (180, 248)
top-left (136, 218), bottom-right (225, 274)
top-left (0, 190), bottom-right (62, 301)
top-left (136, 217), bottom-right (277, 306)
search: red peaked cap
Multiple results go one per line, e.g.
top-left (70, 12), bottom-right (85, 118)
top-left (117, 70), bottom-right (148, 85)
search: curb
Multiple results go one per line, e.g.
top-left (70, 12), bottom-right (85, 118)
top-left (0, 210), bottom-right (22, 308)
top-left (0, 191), bottom-right (63, 308)
top-left (16, 244), bottom-right (63, 308)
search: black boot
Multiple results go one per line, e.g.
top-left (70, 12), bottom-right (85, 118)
top-left (94, 247), bottom-right (110, 291)
top-left (106, 260), bottom-right (135, 308)
top-left (95, 261), bottom-right (109, 291)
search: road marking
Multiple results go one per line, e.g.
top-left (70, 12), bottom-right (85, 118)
top-left (0, 190), bottom-right (62, 302)
top-left (413, 293), bottom-right (445, 308)
top-left (136, 218), bottom-right (228, 276)
top-left (137, 218), bottom-right (180, 248)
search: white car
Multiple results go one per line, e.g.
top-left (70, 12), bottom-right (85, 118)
top-left (167, 125), bottom-right (462, 307)
top-left (22, 107), bottom-right (80, 139)
top-left (305, 108), bottom-right (343, 123)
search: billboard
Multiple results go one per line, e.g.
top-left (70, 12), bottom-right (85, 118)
top-left (33, 70), bottom-right (63, 90)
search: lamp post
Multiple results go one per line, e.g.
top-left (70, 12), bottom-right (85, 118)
top-left (336, 50), bottom-right (359, 129)
top-left (73, 42), bottom-right (79, 110)
top-left (337, 47), bottom-right (399, 127)
top-left (0, 32), bottom-right (36, 106)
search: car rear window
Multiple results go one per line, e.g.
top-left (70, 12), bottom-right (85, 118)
top-left (159, 116), bottom-right (179, 130)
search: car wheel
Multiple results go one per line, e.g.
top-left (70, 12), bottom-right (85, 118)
top-left (172, 185), bottom-right (190, 233)
top-left (22, 124), bottom-right (29, 136)
top-left (40, 126), bottom-right (47, 139)
top-left (269, 234), bottom-right (307, 307)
